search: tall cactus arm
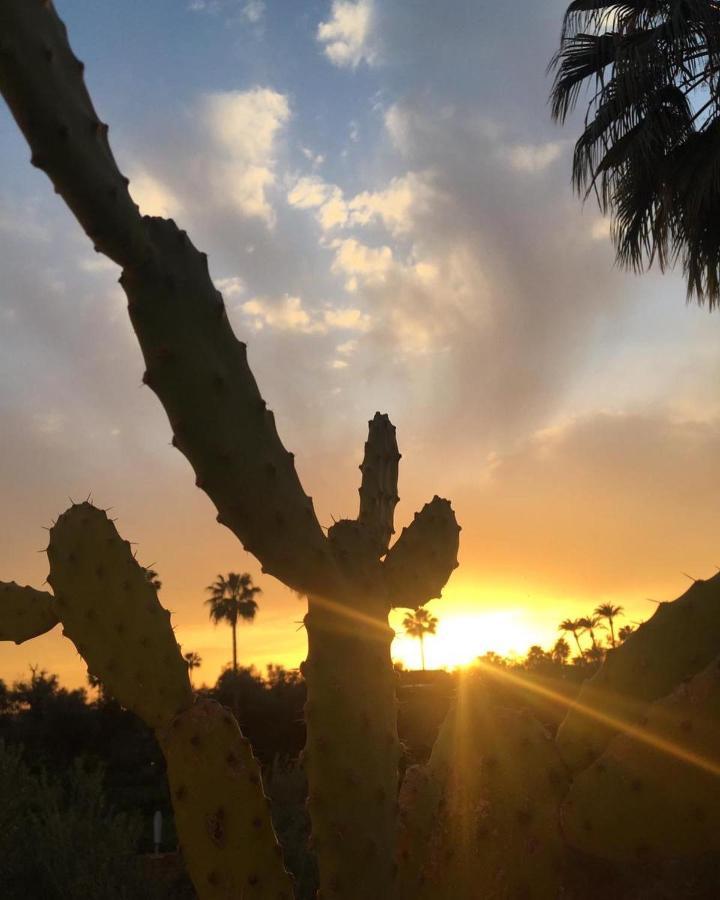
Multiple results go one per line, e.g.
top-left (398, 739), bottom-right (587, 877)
top-left (0, 0), bottom-right (340, 597)
top-left (0, 0), bottom-right (148, 267)
top-left (382, 496), bottom-right (460, 608)
top-left (0, 582), bottom-right (58, 643)
top-left (357, 412), bottom-right (400, 557)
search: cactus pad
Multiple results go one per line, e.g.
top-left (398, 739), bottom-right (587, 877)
top-left (0, 582), bottom-right (58, 644)
top-left (403, 688), bottom-right (568, 900)
top-left (46, 503), bottom-right (192, 729)
top-left (562, 655), bottom-right (720, 862)
top-left (382, 496), bottom-right (460, 608)
top-left (160, 700), bottom-right (293, 899)
top-left (556, 572), bottom-right (720, 771)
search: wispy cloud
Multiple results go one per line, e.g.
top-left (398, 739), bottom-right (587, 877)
top-left (317, 0), bottom-right (377, 68)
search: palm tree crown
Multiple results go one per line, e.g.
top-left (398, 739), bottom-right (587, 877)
top-left (559, 617), bottom-right (586, 659)
top-left (205, 573), bottom-right (261, 673)
top-left (402, 607), bottom-right (438, 671)
top-left (594, 602), bottom-right (625, 647)
top-left (550, 0), bottom-right (720, 305)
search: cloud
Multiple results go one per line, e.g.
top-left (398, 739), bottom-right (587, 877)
top-left (507, 141), bottom-right (565, 174)
top-left (199, 88), bottom-right (290, 223)
top-left (317, 1), bottom-right (377, 68)
top-left (242, 0), bottom-right (265, 23)
top-left (239, 294), bottom-right (371, 334)
top-left (128, 169), bottom-right (183, 218)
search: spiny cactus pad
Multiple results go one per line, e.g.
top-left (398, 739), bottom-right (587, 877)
top-left (562, 655), bottom-right (720, 862)
top-left (382, 496), bottom-right (460, 608)
top-left (46, 502), bottom-right (192, 729)
top-left (405, 689), bottom-right (568, 900)
top-left (160, 700), bottom-right (293, 899)
top-left (0, 582), bottom-right (58, 644)
top-left (556, 572), bottom-right (720, 772)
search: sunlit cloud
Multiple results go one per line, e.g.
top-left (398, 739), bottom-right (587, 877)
top-left (200, 88), bottom-right (291, 223)
top-left (317, 0), bottom-right (377, 68)
top-left (239, 294), bottom-right (371, 334)
top-left (507, 141), bottom-right (565, 174)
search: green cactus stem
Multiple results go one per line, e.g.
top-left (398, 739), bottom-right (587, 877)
top-left (0, 582), bottom-right (58, 644)
top-left (556, 571), bottom-right (720, 772)
top-left (398, 685), bottom-right (568, 900)
top-left (46, 502), bottom-right (193, 730)
top-left (562, 655), bottom-right (720, 862)
top-left (160, 699), bottom-right (294, 898)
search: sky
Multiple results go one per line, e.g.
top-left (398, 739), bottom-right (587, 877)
top-left (2, 0), bottom-right (720, 688)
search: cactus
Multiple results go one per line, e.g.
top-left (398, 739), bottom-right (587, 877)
top-left (160, 699), bottom-right (294, 898)
top-left (0, 582), bottom-right (58, 644)
top-left (562, 655), bottom-right (720, 862)
top-left (397, 685), bottom-right (569, 900)
top-left (0, 9), bottom-right (461, 895)
top-left (556, 572), bottom-right (720, 772)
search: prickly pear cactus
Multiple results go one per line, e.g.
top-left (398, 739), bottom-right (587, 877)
top-left (562, 655), bottom-right (720, 862)
top-left (398, 686), bottom-right (569, 900)
top-left (0, 582), bottom-right (58, 643)
top-left (557, 572), bottom-right (720, 771)
top-left (46, 502), bottom-right (193, 730)
top-left (160, 699), bottom-right (294, 898)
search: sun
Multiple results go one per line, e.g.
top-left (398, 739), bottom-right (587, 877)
top-left (390, 608), bottom-right (540, 670)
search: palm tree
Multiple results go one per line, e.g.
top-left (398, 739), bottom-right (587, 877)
top-left (559, 617), bottom-right (586, 660)
top-left (184, 651), bottom-right (202, 687)
top-left (594, 602), bottom-right (625, 648)
top-left (205, 573), bottom-right (261, 673)
top-left (618, 624), bottom-right (636, 643)
top-left (550, 0), bottom-right (720, 305)
top-left (402, 607), bottom-right (438, 671)
top-left (578, 614), bottom-right (605, 653)
top-left (551, 637), bottom-right (571, 665)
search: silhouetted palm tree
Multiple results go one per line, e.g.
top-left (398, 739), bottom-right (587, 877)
top-left (618, 624), bottom-right (636, 643)
top-left (550, 0), bottom-right (720, 305)
top-left (594, 602), bottom-right (625, 648)
top-left (559, 617), bottom-right (586, 660)
top-left (578, 614), bottom-right (605, 653)
top-left (184, 651), bottom-right (202, 687)
top-left (552, 637), bottom-right (571, 665)
top-left (205, 573), bottom-right (260, 673)
top-left (402, 607), bottom-right (438, 671)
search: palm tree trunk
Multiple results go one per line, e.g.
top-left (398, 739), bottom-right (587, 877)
top-left (420, 633), bottom-right (426, 671)
top-left (572, 631), bottom-right (584, 660)
top-left (232, 618), bottom-right (237, 673)
top-left (608, 619), bottom-right (616, 648)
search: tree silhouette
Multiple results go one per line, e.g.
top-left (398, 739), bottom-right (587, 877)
top-left (402, 607), bottom-right (438, 671)
top-left (577, 614), bottom-right (605, 654)
top-left (594, 602), bottom-right (624, 648)
top-left (551, 637), bottom-right (571, 665)
top-left (550, 0), bottom-right (720, 305)
top-left (205, 573), bottom-right (261, 673)
top-left (559, 618), bottom-right (586, 660)
top-left (184, 651), bottom-right (202, 687)
top-left (618, 624), bottom-right (636, 643)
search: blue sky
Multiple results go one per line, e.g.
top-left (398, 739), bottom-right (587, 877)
top-left (2, 0), bottom-right (720, 684)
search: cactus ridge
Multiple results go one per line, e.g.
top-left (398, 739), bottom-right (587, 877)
top-left (556, 571), bottom-right (720, 772)
top-left (562, 655), bottom-right (720, 862)
top-left (0, 581), bottom-right (58, 644)
top-left (160, 699), bottom-right (294, 898)
top-left (46, 502), bottom-right (193, 730)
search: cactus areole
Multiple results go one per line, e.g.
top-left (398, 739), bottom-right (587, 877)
top-left (0, 3), bottom-right (461, 897)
